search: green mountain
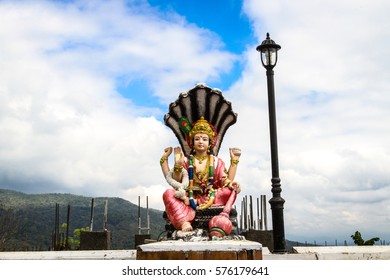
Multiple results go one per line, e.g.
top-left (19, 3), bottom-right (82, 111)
top-left (0, 189), bottom-right (166, 251)
top-left (0, 188), bottom-right (308, 252)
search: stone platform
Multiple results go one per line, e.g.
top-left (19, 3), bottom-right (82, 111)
top-left (136, 240), bottom-right (262, 260)
top-left (1, 245), bottom-right (389, 260)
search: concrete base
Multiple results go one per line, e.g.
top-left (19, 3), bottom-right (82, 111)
top-left (1, 246), bottom-right (389, 260)
top-left (79, 231), bottom-right (111, 250)
top-left (242, 230), bottom-right (274, 252)
top-left (134, 234), bottom-right (151, 248)
top-left (136, 240), bottom-right (262, 260)
top-left (0, 250), bottom-right (136, 260)
top-left (292, 245), bottom-right (390, 260)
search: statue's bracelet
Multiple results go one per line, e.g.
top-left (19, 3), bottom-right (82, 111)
top-left (160, 157), bottom-right (168, 165)
top-left (173, 165), bottom-right (183, 173)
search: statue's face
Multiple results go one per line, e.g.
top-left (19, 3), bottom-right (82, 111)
top-left (193, 133), bottom-right (210, 153)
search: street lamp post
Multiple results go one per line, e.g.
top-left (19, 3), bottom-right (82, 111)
top-left (256, 33), bottom-right (286, 253)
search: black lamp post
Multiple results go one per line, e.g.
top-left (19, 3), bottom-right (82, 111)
top-left (256, 33), bottom-right (286, 253)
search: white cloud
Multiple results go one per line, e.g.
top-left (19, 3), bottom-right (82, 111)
top-left (0, 0), bottom-right (236, 210)
top-left (225, 0), bottom-right (390, 242)
top-left (1, 0), bottom-right (389, 243)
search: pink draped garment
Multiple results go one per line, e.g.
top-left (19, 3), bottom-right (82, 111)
top-left (163, 156), bottom-right (235, 229)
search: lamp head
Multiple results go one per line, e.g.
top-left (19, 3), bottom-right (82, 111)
top-left (256, 33), bottom-right (281, 69)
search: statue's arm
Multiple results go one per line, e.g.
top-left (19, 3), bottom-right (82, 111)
top-left (160, 147), bottom-right (173, 177)
top-left (227, 147), bottom-right (241, 181)
top-left (172, 146), bottom-right (185, 182)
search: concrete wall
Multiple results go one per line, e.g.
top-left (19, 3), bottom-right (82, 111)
top-left (1, 246), bottom-right (389, 260)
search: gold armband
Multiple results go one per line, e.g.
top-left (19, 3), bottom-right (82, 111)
top-left (173, 165), bottom-right (183, 173)
top-left (160, 157), bottom-right (168, 165)
top-left (231, 159), bottom-right (239, 166)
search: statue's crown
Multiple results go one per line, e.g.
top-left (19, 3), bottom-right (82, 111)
top-left (189, 116), bottom-right (215, 140)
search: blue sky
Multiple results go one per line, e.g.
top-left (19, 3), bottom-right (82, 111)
top-left (118, 0), bottom-right (254, 110)
top-left (1, 0), bottom-right (390, 244)
top-left (147, 0), bottom-right (254, 53)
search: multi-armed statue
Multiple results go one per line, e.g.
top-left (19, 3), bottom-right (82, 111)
top-left (160, 83), bottom-right (241, 239)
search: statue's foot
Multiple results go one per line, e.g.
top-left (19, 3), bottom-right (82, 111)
top-left (181, 222), bottom-right (193, 232)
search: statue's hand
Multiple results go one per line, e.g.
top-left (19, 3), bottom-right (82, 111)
top-left (174, 146), bottom-right (185, 166)
top-left (230, 181), bottom-right (241, 194)
top-left (230, 147), bottom-right (241, 159)
top-left (162, 147), bottom-right (173, 158)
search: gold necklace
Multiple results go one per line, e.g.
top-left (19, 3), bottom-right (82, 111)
top-left (194, 155), bottom-right (208, 164)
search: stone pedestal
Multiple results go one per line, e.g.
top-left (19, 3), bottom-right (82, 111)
top-left (136, 240), bottom-right (262, 260)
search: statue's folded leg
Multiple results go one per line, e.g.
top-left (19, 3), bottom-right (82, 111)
top-left (213, 187), bottom-right (235, 206)
top-left (163, 189), bottom-right (196, 230)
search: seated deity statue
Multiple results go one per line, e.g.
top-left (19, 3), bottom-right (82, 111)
top-left (160, 84), bottom-right (241, 238)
